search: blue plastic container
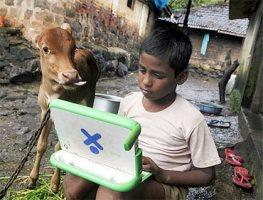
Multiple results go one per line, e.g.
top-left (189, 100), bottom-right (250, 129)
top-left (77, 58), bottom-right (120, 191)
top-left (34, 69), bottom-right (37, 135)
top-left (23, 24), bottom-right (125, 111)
top-left (198, 102), bottom-right (223, 115)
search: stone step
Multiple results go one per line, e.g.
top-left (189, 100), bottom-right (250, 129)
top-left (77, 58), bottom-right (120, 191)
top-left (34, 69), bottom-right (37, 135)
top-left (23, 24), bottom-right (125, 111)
top-left (237, 108), bottom-right (263, 200)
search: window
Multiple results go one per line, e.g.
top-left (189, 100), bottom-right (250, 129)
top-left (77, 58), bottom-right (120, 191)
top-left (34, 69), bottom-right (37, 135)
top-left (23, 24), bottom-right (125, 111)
top-left (201, 33), bottom-right (210, 56)
top-left (127, 0), bottom-right (134, 9)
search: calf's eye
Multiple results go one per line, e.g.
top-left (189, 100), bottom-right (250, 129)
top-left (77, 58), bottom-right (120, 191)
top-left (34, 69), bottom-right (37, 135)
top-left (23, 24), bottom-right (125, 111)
top-left (43, 46), bottom-right (49, 54)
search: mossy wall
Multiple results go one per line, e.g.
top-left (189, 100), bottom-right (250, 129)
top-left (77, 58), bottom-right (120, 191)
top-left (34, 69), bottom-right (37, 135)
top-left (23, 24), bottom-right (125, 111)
top-left (234, 1), bottom-right (263, 113)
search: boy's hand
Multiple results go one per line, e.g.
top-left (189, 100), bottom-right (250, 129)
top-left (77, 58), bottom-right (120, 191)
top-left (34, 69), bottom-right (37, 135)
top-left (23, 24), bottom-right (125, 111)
top-left (142, 156), bottom-right (166, 183)
top-left (142, 157), bottom-right (215, 186)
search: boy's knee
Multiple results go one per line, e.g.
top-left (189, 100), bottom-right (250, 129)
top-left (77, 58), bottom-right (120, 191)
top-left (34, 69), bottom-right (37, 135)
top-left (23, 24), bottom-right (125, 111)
top-left (63, 180), bottom-right (82, 200)
top-left (63, 182), bottom-right (93, 200)
top-left (63, 174), bottom-right (97, 200)
top-left (63, 186), bottom-right (79, 200)
top-left (96, 186), bottom-right (122, 200)
top-left (64, 189), bottom-right (78, 200)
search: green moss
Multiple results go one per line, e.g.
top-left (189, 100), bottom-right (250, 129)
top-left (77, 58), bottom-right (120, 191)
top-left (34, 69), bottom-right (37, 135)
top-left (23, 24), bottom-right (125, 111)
top-left (245, 66), bottom-right (259, 98)
top-left (230, 89), bottom-right (241, 114)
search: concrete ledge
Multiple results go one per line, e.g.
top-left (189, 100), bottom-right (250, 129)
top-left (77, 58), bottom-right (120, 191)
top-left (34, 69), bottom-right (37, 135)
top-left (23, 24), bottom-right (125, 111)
top-left (237, 108), bottom-right (263, 200)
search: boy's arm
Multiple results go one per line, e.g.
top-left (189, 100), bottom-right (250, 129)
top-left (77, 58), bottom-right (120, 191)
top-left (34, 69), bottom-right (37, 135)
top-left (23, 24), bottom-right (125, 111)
top-left (143, 156), bottom-right (215, 187)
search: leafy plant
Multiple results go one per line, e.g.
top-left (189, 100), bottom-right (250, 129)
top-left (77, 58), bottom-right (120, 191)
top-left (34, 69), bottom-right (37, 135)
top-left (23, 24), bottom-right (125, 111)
top-left (169, 0), bottom-right (188, 10)
top-left (169, 0), bottom-right (226, 10)
top-left (230, 89), bottom-right (241, 114)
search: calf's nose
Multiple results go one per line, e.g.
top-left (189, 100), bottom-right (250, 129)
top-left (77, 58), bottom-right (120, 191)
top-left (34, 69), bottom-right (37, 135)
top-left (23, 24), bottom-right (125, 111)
top-left (61, 70), bottom-right (80, 84)
top-left (62, 71), bottom-right (77, 80)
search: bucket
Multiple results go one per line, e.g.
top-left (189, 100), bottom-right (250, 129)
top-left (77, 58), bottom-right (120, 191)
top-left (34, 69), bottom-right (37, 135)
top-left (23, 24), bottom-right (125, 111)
top-left (93, 93), bottom-right (122, 114)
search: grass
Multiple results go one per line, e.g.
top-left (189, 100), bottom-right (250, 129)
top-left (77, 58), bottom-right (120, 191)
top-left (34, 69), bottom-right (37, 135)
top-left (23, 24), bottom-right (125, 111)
top-left (1, 175), bottom-right (64, 200)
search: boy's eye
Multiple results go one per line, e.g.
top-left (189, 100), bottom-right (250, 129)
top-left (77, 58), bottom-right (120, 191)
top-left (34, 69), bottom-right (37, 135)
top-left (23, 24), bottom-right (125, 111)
top-left (138, 66), bottom-right (146, 74)
top-left (153, 72), bottom-right (164, 79)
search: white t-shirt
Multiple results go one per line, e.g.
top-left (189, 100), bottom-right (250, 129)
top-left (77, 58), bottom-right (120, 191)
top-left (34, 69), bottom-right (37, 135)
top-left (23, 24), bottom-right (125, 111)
top-left (118, 92), bottom-right (221, 171)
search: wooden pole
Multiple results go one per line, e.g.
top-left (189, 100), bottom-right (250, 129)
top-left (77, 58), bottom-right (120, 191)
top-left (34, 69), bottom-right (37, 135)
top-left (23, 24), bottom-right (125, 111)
top-left (183, 0), bottom-right (192, 28)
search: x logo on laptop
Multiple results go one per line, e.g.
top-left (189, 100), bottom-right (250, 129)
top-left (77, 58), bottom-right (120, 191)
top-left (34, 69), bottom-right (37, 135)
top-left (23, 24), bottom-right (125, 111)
top-left (81, 128), bottom-right (103, 154)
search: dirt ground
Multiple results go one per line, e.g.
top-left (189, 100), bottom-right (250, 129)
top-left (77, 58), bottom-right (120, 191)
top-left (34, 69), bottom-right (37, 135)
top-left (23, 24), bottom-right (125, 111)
top-left (0, 72), bottom-right (256, 199)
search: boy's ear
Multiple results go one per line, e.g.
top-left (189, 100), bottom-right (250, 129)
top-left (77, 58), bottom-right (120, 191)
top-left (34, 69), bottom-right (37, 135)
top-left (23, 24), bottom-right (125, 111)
top-left (176, 70), bottom-right (188, 85)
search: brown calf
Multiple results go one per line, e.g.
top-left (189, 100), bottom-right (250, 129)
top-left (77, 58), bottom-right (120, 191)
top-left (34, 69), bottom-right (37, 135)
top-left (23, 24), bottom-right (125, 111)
top-left (27, 24), bottom-right (100, 192)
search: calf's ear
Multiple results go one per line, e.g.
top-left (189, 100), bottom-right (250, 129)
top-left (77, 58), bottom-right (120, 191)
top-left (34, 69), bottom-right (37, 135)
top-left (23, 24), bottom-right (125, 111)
top-left (28, 28), bottom-right (42, 48)
top-left (35, 33), bottom-right (44, 49)
top-left (61, 23), bottom-right (72, 35)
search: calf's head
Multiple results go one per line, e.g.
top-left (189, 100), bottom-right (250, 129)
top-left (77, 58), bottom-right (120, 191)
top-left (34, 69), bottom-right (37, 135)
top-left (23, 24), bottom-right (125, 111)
top-left (36, 26), bottom-right (86, 88)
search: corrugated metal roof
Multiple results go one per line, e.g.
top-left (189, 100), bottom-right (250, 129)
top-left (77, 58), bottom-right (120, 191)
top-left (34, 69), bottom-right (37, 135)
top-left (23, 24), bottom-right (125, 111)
top-left (164, 4), bottom-right (249, 37)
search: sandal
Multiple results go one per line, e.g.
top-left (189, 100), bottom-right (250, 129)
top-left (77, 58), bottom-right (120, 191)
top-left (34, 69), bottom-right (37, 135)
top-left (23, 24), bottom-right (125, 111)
top-left (234, 166), bottom-right (252, 181)
top-left (232, 173), bottom-right (253, 190)
top-left (224, 148), bottom-right (241, 158)
top-left (207, 120), bottom-right (231, 128)
top-left (224, 148), bottom-right (243, 166)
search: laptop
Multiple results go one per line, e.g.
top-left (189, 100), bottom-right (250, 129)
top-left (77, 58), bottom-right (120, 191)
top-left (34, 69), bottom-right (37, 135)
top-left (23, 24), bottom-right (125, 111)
top-left (49, 99), bottom-right (152, 192)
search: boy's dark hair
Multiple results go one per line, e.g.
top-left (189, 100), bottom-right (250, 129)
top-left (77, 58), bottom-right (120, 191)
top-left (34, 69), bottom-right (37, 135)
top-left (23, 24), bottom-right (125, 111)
top-left (139, 20), bottom-right (192, 77)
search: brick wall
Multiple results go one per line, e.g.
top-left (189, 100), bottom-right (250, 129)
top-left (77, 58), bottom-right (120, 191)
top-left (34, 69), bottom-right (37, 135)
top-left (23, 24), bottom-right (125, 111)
top-left (0, 0), bottom-right (153, 51)
top-left (189, 29), bottom-right (243, 72)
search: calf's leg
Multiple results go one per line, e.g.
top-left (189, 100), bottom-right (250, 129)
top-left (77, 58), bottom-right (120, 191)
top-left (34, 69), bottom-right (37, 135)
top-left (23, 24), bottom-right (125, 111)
top-left (50, 142), bottom-right (61, 192)
top-left (28, 112), bottom-right (52, 188)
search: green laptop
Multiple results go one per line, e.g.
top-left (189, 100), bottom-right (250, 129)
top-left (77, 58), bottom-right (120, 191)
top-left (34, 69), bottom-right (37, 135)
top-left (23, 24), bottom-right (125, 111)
top-left (49, 99), bottom-right (152, 192)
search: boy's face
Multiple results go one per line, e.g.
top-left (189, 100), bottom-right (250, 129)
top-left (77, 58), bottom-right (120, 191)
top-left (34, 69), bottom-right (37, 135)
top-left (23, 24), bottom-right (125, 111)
top-left (138, 52), bottom-right (185, 103)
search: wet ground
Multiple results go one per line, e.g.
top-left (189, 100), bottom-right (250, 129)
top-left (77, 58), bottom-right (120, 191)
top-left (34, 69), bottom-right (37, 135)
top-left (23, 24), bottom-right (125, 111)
top-left (0, 72), bottom-right (256, 199)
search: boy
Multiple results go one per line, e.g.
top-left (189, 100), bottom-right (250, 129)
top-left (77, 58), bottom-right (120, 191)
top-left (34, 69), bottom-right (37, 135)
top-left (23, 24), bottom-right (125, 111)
top-left (63, 20), bottom-right (221, 199)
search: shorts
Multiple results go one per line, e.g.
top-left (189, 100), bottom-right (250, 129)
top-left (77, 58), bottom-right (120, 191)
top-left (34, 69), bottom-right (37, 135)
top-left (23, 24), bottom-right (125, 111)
top-left (161, 183), bottom-right (188, 200)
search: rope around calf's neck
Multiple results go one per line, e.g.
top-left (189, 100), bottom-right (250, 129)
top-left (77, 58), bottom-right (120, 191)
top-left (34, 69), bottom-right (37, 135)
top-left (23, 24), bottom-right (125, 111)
top-left (0, 109), bottom-right (51, 199)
